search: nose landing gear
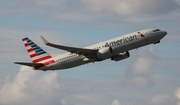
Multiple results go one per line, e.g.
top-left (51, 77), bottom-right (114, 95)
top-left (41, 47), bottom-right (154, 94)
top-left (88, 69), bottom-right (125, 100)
top-left (153, 40), bottom-right (160, 44)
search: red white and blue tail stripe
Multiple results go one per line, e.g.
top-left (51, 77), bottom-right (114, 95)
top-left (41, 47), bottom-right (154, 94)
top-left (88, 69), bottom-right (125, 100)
top-left (22, 37), bottom-right (55, 66)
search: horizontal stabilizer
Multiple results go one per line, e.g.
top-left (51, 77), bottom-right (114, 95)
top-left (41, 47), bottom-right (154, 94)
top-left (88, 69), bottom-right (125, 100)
top-left (14, 62), bottom-right (43, 67)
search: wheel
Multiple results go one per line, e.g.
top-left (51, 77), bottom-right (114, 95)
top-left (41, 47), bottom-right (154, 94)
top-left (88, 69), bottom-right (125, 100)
top-left (153, 40), bottom-right (160, 44)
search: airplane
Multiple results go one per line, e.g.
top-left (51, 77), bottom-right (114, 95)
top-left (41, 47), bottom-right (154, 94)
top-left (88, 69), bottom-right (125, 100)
top-left (15, 29), bottom-right (167, 71)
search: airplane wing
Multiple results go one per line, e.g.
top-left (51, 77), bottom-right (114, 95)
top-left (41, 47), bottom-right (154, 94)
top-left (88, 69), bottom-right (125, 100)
top-left (40, 36), bottom-right (98, 56)
top-left (14, 62), bottom-right (43, 67)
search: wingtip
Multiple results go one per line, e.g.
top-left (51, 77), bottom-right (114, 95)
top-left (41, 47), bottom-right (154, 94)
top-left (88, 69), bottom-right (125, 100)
top-left (40, 36), bottom-right (49, 45)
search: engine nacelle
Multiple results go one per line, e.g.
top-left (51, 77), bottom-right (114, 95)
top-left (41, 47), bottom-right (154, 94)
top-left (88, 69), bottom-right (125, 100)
top-left (96, 47), bottom-right (113, 60)
top-left (111, 51), bottom-right (130, 61)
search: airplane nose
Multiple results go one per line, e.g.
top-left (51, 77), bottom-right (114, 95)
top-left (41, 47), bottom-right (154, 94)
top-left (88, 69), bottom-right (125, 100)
top-left (161, 31), bottom-right (167, 36)
top-left (164, 31), bottom-right (167, 35)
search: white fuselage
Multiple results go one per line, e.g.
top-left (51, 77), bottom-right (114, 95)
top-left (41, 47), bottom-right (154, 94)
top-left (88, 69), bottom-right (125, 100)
top-left (39, 29), bottom-right (167, 70)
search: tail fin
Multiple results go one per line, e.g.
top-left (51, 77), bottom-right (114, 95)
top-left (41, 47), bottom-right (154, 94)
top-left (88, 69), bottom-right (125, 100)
top-left (22, 37), bottom-right (53, 63)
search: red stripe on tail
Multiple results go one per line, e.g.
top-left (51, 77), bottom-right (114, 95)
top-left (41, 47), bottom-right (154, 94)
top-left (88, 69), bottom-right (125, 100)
top-left (30, 53), bottom-right (38, 58)
top-left (27, 48), bottom-right (34, 53)
top-left (24, 43), bottom-right (30, 47)
top-left (22, 38), bottom-right (26, 41)
top-left (33, 55), bottom-right (52, 63)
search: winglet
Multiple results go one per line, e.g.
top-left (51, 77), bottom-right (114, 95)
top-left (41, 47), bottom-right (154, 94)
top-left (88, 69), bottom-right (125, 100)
top-left (40, 36), bottom-right (49, 45)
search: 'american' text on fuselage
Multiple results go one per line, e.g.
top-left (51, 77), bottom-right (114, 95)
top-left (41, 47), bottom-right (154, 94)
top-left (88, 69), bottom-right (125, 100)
top-left (105, 35), bottom-right (139, 47)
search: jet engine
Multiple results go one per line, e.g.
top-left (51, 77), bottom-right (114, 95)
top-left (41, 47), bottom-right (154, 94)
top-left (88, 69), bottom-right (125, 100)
top-left (111, 51), bottom-right (130, 61)
top-left (96, 47), bottom-right (113, 60)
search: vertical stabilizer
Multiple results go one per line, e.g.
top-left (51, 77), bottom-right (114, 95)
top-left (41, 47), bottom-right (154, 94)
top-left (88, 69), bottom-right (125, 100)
top-left (22, 37), bottom-right (54, 64)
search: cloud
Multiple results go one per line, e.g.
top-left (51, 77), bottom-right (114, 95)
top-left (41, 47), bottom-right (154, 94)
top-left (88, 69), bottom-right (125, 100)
top-left (175, 87), bottom-right (180, 105)
top-left (111, 100), bottom-right (121, 105)
top-left (150, 95), bottom-right (175, 105)
top-left (1, 0), bottom-right (179, 23)
top-left (0, 53), bottom-right (179, 105)
top-left (176, 88), bottom-right (180, 99)
top-left (128, 56), bottom-right (153, 76)
top-left (131, 76), bottom-right (149, 88)
top-left (82, 0), bottom-right (180, 15)
top-left (151, 95), bottom-right (169, 104)
top-left (0, 0), bottom-right (82, 17)
top-left (0, 66), bottom-right (113, 105)
top-left (148, 87), bottom-right (180, 105)
top-left (127, 46), bottom-right (155, 75)
top-left (0, 0), bottom-right (62, 15)
top-left (0, 66), bottom-right (63, 105)
top-left (125, 46), bottom-right (155, 88)
top-left (0, 0), bottom-right (179, 31)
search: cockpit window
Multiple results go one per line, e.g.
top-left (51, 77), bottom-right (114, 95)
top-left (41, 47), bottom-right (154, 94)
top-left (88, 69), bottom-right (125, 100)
top-left (153, 29), bottom-right (160, 32)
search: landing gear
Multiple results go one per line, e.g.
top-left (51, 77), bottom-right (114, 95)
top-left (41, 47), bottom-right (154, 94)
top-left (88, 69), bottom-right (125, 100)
top-left (153, 40), bottom-right (160, 44)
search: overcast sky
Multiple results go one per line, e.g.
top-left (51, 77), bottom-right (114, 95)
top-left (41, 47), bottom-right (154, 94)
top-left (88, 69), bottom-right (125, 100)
top-left (0, 0), bottom-right (180, 105)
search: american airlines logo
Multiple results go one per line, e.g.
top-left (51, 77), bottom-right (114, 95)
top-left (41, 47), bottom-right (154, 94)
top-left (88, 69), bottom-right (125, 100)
top-left (105, 32), bottom-right (145, 47)
top-left (138, 32), bottom-right (145, 37)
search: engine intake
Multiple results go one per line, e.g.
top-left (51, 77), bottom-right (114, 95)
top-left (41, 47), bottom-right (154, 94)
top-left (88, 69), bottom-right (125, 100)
top-left (96, 47), bottom-right (113, 60)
